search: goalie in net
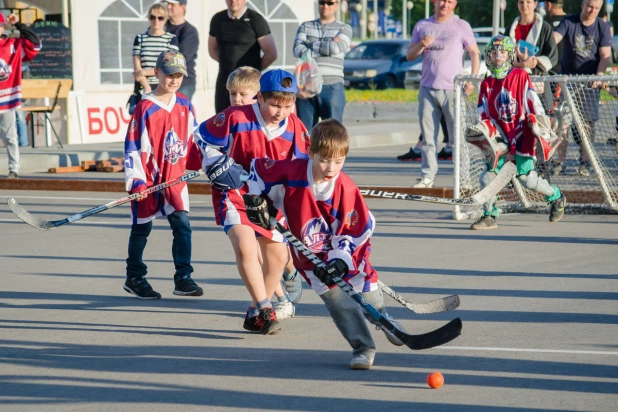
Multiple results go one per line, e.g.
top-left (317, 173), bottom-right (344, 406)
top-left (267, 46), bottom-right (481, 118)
top-left (464, 35), bottom-right (566, 230)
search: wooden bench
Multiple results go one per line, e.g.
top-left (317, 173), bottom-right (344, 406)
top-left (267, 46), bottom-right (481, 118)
top-left (18, 78), bottom-right (72, 148)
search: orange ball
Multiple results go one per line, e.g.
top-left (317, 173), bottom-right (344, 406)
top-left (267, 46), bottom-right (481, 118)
top-left (427, 372), bottom-right (444, 389)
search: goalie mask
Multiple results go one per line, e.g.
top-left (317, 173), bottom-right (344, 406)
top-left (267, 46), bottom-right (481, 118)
top-left (485, 35), bottom-right (515, 80)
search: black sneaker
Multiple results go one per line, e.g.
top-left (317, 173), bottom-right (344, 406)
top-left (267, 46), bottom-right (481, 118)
top-left (549, 194), bottom-right (566, 223)
top-left (243, 311), bottom-right (262, 332)
top-left (397, 148), bottom-right (422, 161)
top-left (437, 147), bottom-right (453, 160)
top-left (7, 171), bottom-right (18, 179)
top-left (124, 277), bottom-right (161, 299)
top-left (173, 275), bottom-right (203, 296)
top-left (259, 307), bottom-right (281, 335)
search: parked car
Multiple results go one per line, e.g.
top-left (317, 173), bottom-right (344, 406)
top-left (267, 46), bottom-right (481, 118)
top-left (343, 39), bottom-right (414, 89)
top-left (612, 35), bottom-right (618, 63)
top-left (404, 39), bottom-right (489, 89)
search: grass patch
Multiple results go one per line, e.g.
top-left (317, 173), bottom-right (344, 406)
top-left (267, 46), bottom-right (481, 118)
top-left (345, 88), bottom-right (419, 103)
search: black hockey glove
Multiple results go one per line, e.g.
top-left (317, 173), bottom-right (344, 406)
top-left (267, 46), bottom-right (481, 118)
top-left (313, 259), bottom-right (349, 287)
top-left (242, 195), bottom-right (278, 229)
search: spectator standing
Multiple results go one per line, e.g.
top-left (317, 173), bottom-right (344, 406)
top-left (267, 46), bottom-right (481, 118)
top-left (406, 0), bottom-right (480, 188)
top-left (132, 3), bottom-right (179, 95)
top-left (209, 0), bottom-right (277, 113)
top-left (165, 0), bottom-right (199, 100)
top-left (544, 0), bottom-right (567, 74)
top-left (508, 0), bottom-right (557, 75)
top-left (293, 0), bottom-right (352, 131)
top-left (553, 0), bottom-right (611, 176)
top-left (0, 14), bottom-right (40, 178)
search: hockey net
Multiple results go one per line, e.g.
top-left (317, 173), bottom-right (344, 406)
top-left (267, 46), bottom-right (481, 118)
top-left (453, 74), bottom-right (618, 220)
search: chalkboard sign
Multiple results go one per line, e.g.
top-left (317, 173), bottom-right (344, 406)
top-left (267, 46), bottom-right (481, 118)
top-left (28, 20), bottom-right (73, 79)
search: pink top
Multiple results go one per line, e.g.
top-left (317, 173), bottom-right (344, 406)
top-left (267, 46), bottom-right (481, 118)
top-left (411, 15), bottom-right (476, 90)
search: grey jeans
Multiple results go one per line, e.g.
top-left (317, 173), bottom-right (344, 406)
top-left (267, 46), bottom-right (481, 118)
top-left (0, 111), bottom-right (20, 173)
top-left (418, 86), bottom-right (455, 180)
top-left (320, 286), bottom-right (389, 359)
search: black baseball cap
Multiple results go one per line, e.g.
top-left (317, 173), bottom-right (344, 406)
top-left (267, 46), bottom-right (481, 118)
top-left (156, 50), bottom-right (188, 76)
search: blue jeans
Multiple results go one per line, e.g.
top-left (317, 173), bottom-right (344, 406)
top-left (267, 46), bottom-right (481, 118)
top-left (15, 109), bottom-right (28, 147)
top-left (296, 82), bottom-right (346, 131)
top-left (177, 83), bottom-right (196, 101)
top-left (126, 211), bottom-right (193, 280)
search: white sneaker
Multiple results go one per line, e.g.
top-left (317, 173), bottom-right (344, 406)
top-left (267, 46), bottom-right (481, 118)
top-left (282, 271), bottom-right (303, 304)
top-left (413, 177), bottom-right (434, 188)
top-left (274, 300), bottom-right (295, 320)
top-left (377, 314), bottom-right (406, 346)
top-left (350, 354), bottom-right (374, 370)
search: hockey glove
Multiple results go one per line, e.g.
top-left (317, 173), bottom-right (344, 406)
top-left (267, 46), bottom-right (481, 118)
top-left (313, 259), bottom-right (349, 287)
top-left (206, 154), bottom-right (248, 191)
top-left (242, 195), bottom-right (278, 229)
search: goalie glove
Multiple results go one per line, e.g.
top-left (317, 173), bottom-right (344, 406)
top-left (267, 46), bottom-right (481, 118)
top-left (206, 155), bottom-right (248, 191)
top-left (242, 194), bottom-right (278, 229)
top-left (465, 119), bottom-right (508, 170)
top-left (527, 114), bottom-right (562, 162)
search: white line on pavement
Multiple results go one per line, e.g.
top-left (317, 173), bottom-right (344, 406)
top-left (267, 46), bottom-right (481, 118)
top-left (438, 346), bottom-right (618, 356)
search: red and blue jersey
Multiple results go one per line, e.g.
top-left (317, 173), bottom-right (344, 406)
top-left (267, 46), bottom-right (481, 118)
top-left (247, 158), bottom-right (379, 295)
top-left (478, 68), bottom-right (546, 158)
top-left (124, 92), bottom-right (202, 224)
top-left (194, 103), bottom-right (310, 237)
top-left (0, 26), bottom-right (41, 113)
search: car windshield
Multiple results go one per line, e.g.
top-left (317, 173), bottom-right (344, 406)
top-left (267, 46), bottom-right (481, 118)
top-left (346, 43), bottom-right (401, 60)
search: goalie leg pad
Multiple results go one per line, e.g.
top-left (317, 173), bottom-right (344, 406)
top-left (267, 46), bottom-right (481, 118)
top-left (465, 120), bottom-right (508, 170)
top-left (527, 114), bottom-right (562, 162)
top-left (479, 170), bottom-right (499, 216)
top-left (516, 170), bottom-right (555, 197)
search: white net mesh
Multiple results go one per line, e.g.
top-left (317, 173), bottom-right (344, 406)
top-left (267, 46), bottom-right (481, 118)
top-left (453, 74), bottom-right (618, 220)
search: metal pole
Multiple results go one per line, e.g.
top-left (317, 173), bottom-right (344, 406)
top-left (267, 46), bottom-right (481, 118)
top-left (425, 0), bottom-right (429, 19)
top-left (492, 0), bottom-right (500, 37)
top-left (374, 0), bottom-right (378, 39)
top-left (402, 0), bottom-right (407, 38)
top-left (361, 0), bottom-right (368, 40)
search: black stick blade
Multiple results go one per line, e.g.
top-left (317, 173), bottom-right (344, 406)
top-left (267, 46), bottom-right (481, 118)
top-left (397, 318), bottom-right (462, 350)
top-left (7, 198), bottom-right (54, 230)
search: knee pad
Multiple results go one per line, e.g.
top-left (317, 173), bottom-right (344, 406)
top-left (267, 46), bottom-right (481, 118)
top-left (517, 170), bottom-right (554, 196)
top-left (479, 170), bottom-right (497, 188)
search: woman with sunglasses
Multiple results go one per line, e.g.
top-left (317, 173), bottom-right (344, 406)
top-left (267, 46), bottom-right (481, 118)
top-left (132, 3), bottom-right (179, 95)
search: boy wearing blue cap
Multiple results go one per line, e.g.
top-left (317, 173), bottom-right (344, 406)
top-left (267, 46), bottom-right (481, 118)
top-left (195, 69), bottom-right (310, 334)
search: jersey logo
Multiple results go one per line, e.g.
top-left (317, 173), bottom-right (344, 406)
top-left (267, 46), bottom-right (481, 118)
top-left (128, 119), bottom-right (137, 134)
top-left (344, 209), bottom-right (359, 228)
top-left (0, 58), bottom-right (13, 82)
top-left (281, 151), bottom-right (287, 157)
top-left (495, 88), bottom-right (518, 123)
top-left (264, 159), bottom-right (276, 169)
top-left (163, 127), bottom-right (187, 165)
top-left (214, 112), bottom-right (226, 127)
top-left (301, 217), bottom-right (332, 254)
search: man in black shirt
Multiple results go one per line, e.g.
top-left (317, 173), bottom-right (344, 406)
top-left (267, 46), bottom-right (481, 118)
top-left (165, 0), bottom-right (199, 101)
top-left (208, 0), bottom-right (278, 113)
top-left (544, 0), bottom-right (567, 73)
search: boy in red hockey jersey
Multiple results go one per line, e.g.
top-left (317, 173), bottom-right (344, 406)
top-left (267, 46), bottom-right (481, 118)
top-left (195, 69), bottom-right (310, 334)
top-left (465, 35), bottom-right (566, 230)
top-left (243, 119), bottom-right (406, 370)
top-left (225, 66), bottom-right (303, 319)
top-left (0, 14), bottom-right (41, 178)
top-left (123, 50), bottom-right (203, 299)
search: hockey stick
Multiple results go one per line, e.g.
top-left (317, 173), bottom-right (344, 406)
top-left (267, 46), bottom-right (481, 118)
top-left (360, 161), bottom-right (516, 205)
top-left (270, 218), bottom-right (462, 350)
top-left (7, 170), bottom-right (205, 230)
top-left (379, 282), bottom-right (460, 314)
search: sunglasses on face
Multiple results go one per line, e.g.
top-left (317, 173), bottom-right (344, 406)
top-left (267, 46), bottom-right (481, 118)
top-left (319, 1), bottom-right (337, 6)
top-left (149, 15), bottom-right (165, 22)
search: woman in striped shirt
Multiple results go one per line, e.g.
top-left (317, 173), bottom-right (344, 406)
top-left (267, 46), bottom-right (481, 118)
top-left (132, 3), bottom-right (179, 94)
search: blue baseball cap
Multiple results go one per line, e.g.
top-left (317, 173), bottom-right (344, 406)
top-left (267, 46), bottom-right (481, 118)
top-left (260, 69), bottom-right (298, 94)
top-left (156, 50), bottom-right (188, 76)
